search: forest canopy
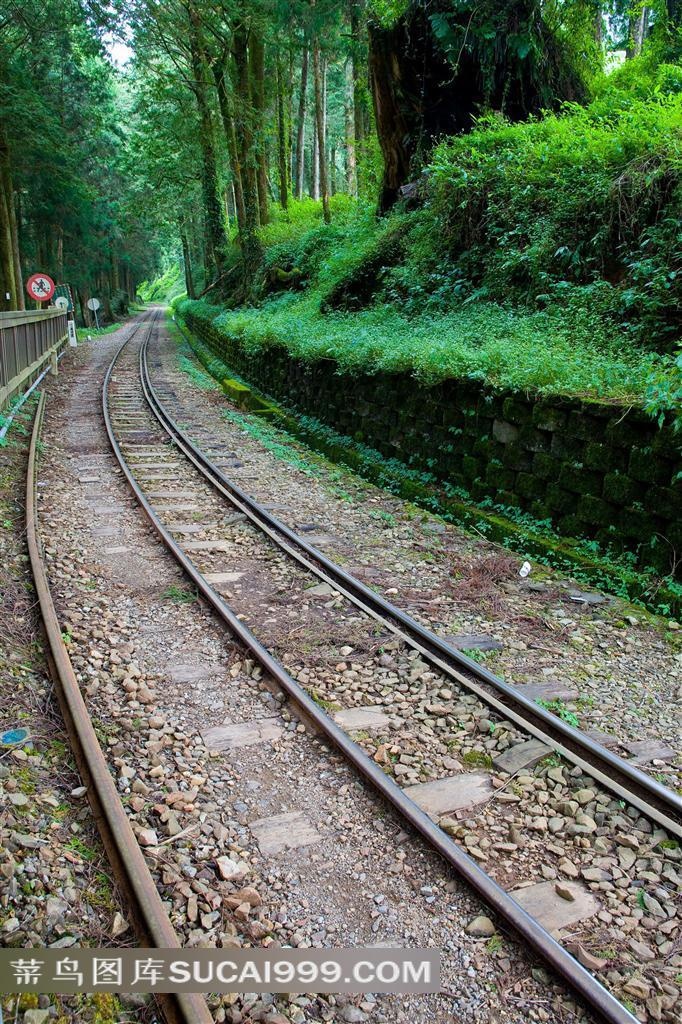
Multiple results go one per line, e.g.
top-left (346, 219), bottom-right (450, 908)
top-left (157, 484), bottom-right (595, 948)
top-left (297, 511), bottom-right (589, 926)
top-left (1, 0), bottom-right (680, 412)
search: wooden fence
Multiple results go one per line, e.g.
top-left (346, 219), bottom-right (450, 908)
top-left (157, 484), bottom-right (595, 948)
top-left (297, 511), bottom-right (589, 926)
top-left (0, 309), bottom-right (69, 410)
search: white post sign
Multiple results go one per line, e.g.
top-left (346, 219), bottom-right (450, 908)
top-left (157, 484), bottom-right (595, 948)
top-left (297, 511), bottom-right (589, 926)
top-left (55, 296), bottom-right (77, 347)
top-left (87, 296), bottom-right (101, 329)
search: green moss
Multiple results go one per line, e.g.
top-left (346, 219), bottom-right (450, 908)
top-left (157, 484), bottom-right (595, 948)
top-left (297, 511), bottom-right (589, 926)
top-left (462, 751), bottom-right (494, 768)
top-left (310, 690), bottom-right (342, 713)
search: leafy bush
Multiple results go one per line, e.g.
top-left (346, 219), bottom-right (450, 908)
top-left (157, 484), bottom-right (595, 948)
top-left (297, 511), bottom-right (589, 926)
top-left (177, 292), bottom-right (666, 403)
top-left (138, 263), bottom-right (185, 302)
top-left (258, 193), bottom-right (358, 249)
top-left (173, 55), bottom-right (680, 413)
top-left (260, 199), bottom-right (380, 294)
top-left (389, 84), bottom-right (682, 349)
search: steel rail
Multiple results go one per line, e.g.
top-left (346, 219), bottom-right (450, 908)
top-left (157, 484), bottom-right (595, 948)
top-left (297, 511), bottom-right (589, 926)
top-left (139, 337), bottom-right (682, 838)
top-left (27, 372), bottom-right (212, 1024)
top-left (103, 319), bottom-right (643, 1024)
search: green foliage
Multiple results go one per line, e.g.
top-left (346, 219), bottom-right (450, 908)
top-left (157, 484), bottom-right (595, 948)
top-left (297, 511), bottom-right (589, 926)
top-left (536, 699), bottom-right (580, 728)
top-left (258, 195), bottom-right (359, 249)
top-left (0, 2), bottom-right (159, 317)
top-left (643, 345), bottom-right (682, 429)
top-left (139, 264), bottom-right (185, 302)
top-left (400, 81), bottom-right (681, 350)
top-left (160, 584), bottom-right (196, 604)
top-left (176, 52), bottom-right (681, 407)
top-left (178, 290), bottom-right (661, 401)
top-left (369, 0), bottom-right (411, 27)
top-left (259, 198), bottom-right (380, 294)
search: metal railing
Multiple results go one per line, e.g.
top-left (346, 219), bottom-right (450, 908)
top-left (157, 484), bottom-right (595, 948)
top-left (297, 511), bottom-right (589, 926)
top-left (0, 308), bottom-right (68, 409)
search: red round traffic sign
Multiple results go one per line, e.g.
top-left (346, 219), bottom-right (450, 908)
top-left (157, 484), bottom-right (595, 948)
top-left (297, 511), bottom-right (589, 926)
top-left (26, 273), bottom-right (55, 302)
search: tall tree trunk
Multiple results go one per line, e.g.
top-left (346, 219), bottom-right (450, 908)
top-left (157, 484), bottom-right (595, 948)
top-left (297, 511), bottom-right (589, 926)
top-left (311, 117), bottom-right (319, 199)
top-left (13, 188), bottom-right (24, 310)
top-left (633, 6), bottom-right (650, 56)
top-left (111, 244), bottom-right (120, 294)
top-left (0, 129), bottom-right (19, 311)
top-left (214, 63), bottom-right (247, 235)
top-left (232, 22), bottom-right (264, 284)
top-left (180, 221), bottom-right (196, 299)
top-left (8, 183), bottom-right (23, 308)
top-left (312, 40), bottom-right (331, 223)
top-left (276, 54), bottom-right (289, 209)
top-left (78, 290), bottom-right (90, 327)
top-left (295, 46), bottom-right (308, 199)
top-left (330, 146), bottom-right (337, 195)
top-left (288, 47), bottom-right (296, 190)
top-left (322, 56), bottom-right (328, 198)
top-left (344, 58), bottom-right (357, 194)
top-left (188, 3), bottom-right (228, 279)
top-left (369, 0), bottom-right (586, 211)
top-left (249, 30), bottom-right (269, 225)
top-left (350, 0), bottom-right (368, 193)
top-left (0, 186), bottom-right (15, 311)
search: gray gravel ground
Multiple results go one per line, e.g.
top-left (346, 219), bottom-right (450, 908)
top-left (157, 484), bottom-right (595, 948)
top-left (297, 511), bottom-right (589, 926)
top-left (6, 311), bottom-right (679, 1024)
top-left (0, 392), bottom-right (133, 1024)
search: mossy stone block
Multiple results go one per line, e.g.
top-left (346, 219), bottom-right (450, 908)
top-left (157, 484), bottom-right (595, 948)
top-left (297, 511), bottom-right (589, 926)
top-left (619, 507), bottom-right (657, 541)
top-left (470, 479), bottom-right (489, 502)
top-left (462, 455), bottom-right (481, 481)
top-left (493, 418), bottom-right (520, 444)
top-left (515, 471), bottom-right (544, 501)
top-left (518, 424), bottom-right (551, 453)
top-left (495, 490), bottom-right (522, 508)
top-left (222, 378), bottom-right (252, 405)
top-left (584, 442), bottom-right (624, 473)
top-left (628, 447), bottom-right (672, 484)
top-left (602, 472), bottom-right (638, 506)
top-left (557, 464), bottom-right (602, 496)
top-left (551, 432), bottom-right (585, 460)
top-left (532, 452), bottom-right (558, 480)
top-left (501, 443), bottom-right (533, 472)
top-left (650, 428), bottom-right (682, 460)
top-left (485, 464), bottom-right (516, 490)
top-left (647, 485), bottom-right (681, 520)
top-left (473, 437), bottom-right (494, 458)
top-left (502, 397), bottom-right (533, 425)
top-left (566, 411), bottom-right (603, 441)
top-left (532, 403), bottom-right (568, 432)
top-left (576, 494), bottom-right (613, 527)
top-left (530, 500), bottom-right (552, 521)
top-left (546, 484), bottom-right (575, 514)
top-left (557, 513), bottom-right (587, 538)
top-left (604, 416), bottom-right (647, 449)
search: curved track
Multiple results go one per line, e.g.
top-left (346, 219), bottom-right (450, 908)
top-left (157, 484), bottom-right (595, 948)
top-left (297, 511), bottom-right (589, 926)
top-left (27, 325), bottom-right (213, 1024)
top-left (97, 308), bottom-right (682, 1024)
top-left (142, 327), bottom-right (682, 838)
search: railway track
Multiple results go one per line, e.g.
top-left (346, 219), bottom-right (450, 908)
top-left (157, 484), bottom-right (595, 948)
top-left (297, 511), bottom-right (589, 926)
top-left (26, 319), bottom-right (214, 1024)
top-left (93, 307), bottom-right (681, 1024)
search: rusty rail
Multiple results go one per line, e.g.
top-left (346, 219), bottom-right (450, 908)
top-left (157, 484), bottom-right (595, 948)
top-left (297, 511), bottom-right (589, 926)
top-left (103, 317), bottom-right (645, 1024)
top-left (26, 387), bottom-right (212, 1024)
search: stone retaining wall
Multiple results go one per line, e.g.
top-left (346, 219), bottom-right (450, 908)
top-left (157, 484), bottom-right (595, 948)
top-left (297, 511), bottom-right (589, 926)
top-left (180, 304), bottom-right (682, 576)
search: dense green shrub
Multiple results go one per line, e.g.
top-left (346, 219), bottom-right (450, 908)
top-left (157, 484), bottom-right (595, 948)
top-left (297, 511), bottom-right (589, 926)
top-left (176, 292), bottom-right (667, 403)
top-left (138, 263), bottom-right (185, 302)
top-left (169, 53), bottom-right (680, 417)
top-left (384, 85), bottom-right (681, 349)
